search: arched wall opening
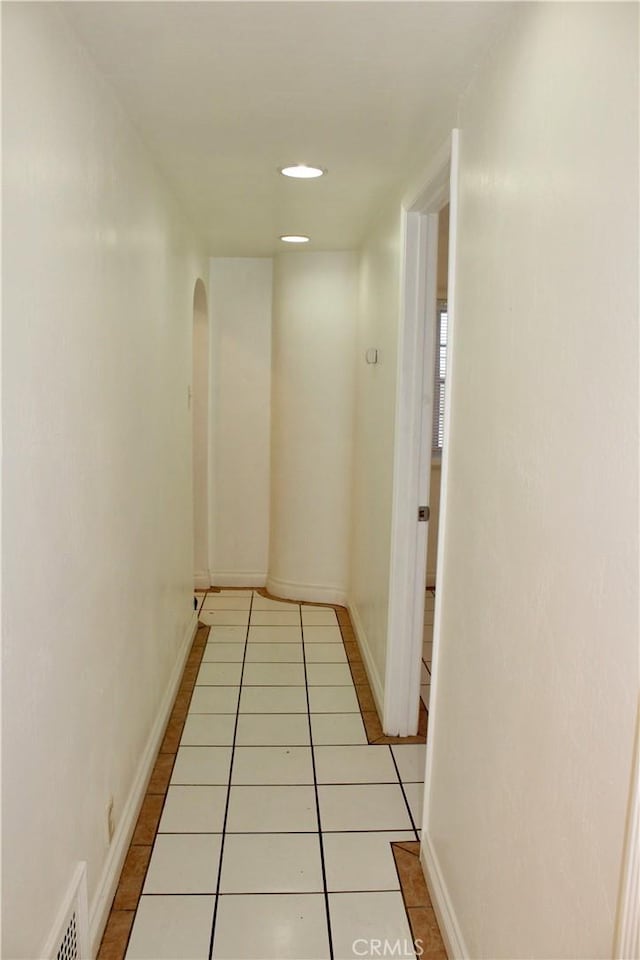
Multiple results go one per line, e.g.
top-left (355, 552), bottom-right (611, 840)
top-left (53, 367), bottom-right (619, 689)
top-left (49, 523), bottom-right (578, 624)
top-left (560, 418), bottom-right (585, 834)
top-left (192, 277), bottom-right (210, 588)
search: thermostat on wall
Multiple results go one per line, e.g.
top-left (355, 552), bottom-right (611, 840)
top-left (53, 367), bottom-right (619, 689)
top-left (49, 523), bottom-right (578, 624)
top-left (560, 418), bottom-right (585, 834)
top-left (365, 348), bottom-right (378, 364)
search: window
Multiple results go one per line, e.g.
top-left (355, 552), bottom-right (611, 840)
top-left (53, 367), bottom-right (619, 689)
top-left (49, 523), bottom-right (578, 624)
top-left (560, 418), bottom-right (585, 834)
top-left (431, 300), bottom-right (448, 452)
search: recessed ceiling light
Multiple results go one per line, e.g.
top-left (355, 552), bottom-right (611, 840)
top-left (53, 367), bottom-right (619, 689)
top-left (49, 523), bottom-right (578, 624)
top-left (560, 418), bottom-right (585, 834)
top-left (279, 164), bottom-right (325, 179)
top-left (280, 235), bottom-right (310, 243)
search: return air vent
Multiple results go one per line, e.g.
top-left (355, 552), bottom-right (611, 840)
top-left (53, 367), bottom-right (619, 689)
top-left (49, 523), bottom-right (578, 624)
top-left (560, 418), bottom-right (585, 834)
top-left (42, 863), bottom-right (89, 960)
top-left (57, 912), bottom-right (78, 960)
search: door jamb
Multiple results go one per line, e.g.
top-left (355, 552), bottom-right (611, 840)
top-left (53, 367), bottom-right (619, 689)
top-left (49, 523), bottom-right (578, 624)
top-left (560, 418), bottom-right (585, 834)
top-left (383, 131), bottom-right (459, 738)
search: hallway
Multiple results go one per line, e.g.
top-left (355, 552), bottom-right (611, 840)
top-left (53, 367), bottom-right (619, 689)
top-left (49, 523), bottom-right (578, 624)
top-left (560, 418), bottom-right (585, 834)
top-left (3, 4), bottom-right (638, 959)
top-left (99, 591), bottom-right (440, 960)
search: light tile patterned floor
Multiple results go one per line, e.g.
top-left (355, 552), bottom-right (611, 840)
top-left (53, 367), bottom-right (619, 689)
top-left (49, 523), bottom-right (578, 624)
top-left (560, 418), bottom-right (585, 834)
top-left (99, 590), bottom-right (442, 960)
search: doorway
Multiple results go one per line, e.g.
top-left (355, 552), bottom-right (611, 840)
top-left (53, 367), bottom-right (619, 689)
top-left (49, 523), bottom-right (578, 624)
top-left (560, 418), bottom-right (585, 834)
top-left (420, 204), bottom-right (449, 713)
top-left (384, 132), bottom-right (458, 737)
top-left (192, 278), bottom-right (210, 589)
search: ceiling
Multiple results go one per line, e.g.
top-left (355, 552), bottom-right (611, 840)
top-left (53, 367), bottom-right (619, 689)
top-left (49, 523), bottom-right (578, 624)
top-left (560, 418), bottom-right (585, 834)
top-left (60, 2), bottom-right (513, 257)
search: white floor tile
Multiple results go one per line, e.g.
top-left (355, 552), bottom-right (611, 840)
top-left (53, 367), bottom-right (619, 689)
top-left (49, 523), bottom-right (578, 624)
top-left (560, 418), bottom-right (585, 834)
top-left (302, 625), bottom-right (343, 643)
top-left (232, 746), bottom-right (314, 785)
top-left (242, 662), bottom-right (305, 686)
top-left (420, 684), bottom-right (431, 707)
top-left (206, 625), bottom-right (247, 643)
top-left (307, 663), bottom-right (354, 686)
top-left (219, 833), bottom-right (323, 893)
top-left (329, 891), bottom-right (415, 960)
top-left (126, 895), bottom-right (215, 960)
top-left (180, 714), bottom-right (235, 746)
top-left (311, 713), bottom-right (367, 745)
top-left (304, 643), bottom-right (347, 663)
top-left (189, 686), bottom-right (239, 714)
top-left (301, 609), bottom-right (338, 626)
top-left (159, 786), bottom-right (227, 833)
top-left (226, 785), bottom-right (318, 832)
top-left (196, 662), bottom-right (243, 686)
top-left (143, 834), bottom-right (222, 894)
top-left (250, 610), bottom-right (300, 626)
top-left (315, 745), bottom-right (397, 784)
top-left (307, 686), bottom-right (359, 713)
top-left (201, 610), bottom-right (249, 626)
top-left (248, 625), bottom-right (302, 643)
top-left (217, 590), bottom-right (254, 596)
top-left (239, 685), bottom-right (307, 714)
top-left (202, 642), bottom-right (245, 663)
top-left (245, 642), bottom-right (303, 662)
top-left (236, 713), bottom-right (310, 746)
top-left (212, 893), bottom-right (329, 960)
top-left (390, 744), bottom-right (426, 783)
top-left (202, 595), bottom-right (251, 611)
top-left (403, 781), bottom-right (425, 829)
top-left (323, 831), bottom-right (414, 893)
top-left (171, 746), bottom-right (232, 785)
top-left (252, 596), bottom-right (300, 611)
top-left (318, 784), bottom-right (412, 831)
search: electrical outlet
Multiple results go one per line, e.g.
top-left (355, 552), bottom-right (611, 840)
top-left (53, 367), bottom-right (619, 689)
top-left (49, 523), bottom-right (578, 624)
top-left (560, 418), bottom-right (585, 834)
top-left (107, 798), bottom-right (115, 843)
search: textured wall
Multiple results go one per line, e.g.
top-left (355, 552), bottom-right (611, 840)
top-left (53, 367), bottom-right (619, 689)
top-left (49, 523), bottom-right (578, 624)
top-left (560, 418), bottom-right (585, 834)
top-left (428, 4), bottom-right (639, 956)
top-left (268, 251), bottom-right (358, 603)
top-left (2, 6), bottom-right (206, 955)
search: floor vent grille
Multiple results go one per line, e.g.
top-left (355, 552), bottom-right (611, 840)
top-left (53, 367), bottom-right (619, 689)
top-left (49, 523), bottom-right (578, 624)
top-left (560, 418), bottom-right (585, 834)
top-left (42, 863), bottom-right (89, 960)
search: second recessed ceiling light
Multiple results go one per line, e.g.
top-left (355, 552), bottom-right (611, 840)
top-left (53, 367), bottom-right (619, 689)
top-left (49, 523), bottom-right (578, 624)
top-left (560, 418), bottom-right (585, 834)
top-left (280, 164), bottom-right (325, 179)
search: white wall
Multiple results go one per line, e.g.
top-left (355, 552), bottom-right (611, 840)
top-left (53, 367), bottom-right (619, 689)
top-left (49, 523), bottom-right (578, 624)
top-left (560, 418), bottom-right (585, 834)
top-left (267, 251), bottom-right (358, 604)
top-left (2, 5), bottom-right (207, 956)
top-left (349, 204), bottom-right (403, 695)
top-left (192, 279), bottom-right (210, 586)
top-left (427, 4), bottom-right (639, 957)
top-left (208, 258), bottom-right (273, 585)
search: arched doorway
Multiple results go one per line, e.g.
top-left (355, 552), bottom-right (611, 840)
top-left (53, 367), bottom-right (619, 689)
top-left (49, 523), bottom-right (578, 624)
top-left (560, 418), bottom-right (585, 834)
top-left (192, 278), bottom-right (209, 588)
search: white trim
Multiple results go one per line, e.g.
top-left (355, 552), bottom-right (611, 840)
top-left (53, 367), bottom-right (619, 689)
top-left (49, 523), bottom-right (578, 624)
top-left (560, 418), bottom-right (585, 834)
top-left (211, 571), bottom-right (267, 588)
top-left (423, 129), bottom-right (460, 817)
top-left (88, 612), bottom-right (198, 956)
top-left (614, 701), bottom-right (640, 960)
top-left (421, 831), bottom-right (469, 960)
top-left (265, 575), bottom-right (346, 607)
top-left (384, 132), bottom-right (455, 737)
top-left (194, 570), bottom-right (211, 590)
top-left (348, 600), bottom-right (385, 717)
top-left (40, 861), bottom-right (89, 960)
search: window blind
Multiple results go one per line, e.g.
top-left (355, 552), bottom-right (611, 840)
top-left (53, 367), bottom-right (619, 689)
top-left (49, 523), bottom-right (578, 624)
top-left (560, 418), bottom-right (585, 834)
top-left (431, 300), bottom-right (448, 451)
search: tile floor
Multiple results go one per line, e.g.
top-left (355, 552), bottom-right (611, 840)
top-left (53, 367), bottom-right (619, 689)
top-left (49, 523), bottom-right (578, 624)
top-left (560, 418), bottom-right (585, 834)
top-left (420, 588), bottom-right (435, 710)
top-left (100, 590), bottom-right (441, 960)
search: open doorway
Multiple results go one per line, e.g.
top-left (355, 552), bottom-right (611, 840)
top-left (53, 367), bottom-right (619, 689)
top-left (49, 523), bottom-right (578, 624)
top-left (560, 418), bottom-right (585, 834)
top-left (192, 278), bottom-right (210, 589)
top-left (420, 204), bottom-right (449, 712)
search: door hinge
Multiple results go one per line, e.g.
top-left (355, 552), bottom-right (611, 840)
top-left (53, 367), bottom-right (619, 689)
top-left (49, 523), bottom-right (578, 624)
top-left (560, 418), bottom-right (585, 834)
top-left (418, 505), bottom-right (430, 522)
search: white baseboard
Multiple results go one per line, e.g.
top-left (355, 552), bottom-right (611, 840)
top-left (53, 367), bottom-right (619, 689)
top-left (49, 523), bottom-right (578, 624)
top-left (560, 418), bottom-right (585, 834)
top-left (266, 575), bottom-right (347, 607)
top-left (211, 571), bottom-right (267, 588)
top-left (347, 600), bottom-right (385, 718)
top-left (194, 571), bottom-right (211, 590)
top-left (88, 612), bottom-right (198, 956)
top-left (420, 831), bottom-right (469, 960)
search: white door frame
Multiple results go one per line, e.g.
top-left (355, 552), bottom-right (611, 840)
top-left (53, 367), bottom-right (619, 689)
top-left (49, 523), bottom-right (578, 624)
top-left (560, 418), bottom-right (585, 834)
top-left (383, 131), bottom-right (459, 736)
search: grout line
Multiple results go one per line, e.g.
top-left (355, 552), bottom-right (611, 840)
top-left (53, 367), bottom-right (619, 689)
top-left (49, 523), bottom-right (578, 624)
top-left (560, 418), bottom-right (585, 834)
top-left (387, 746), bottom-right (420, 842)
top-left (301, 603), bottom-right (335, 960)
top-left (207, 591), bottom-right (253, 960)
